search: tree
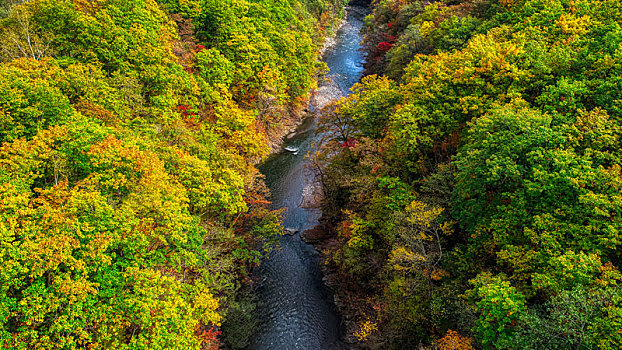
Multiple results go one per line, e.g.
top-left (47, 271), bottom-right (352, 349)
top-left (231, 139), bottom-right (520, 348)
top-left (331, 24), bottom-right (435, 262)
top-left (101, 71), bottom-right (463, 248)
top-left (452, 101), bottom-right (622, 294)
top-left (0, 1), bottom-right (52, 61)
top-left (468, 273), bottom-right (527, 349)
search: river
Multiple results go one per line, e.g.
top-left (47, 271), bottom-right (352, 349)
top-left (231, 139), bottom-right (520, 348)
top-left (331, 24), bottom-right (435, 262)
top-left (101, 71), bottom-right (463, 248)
top-left (251, 6), bottom-right (367, 350)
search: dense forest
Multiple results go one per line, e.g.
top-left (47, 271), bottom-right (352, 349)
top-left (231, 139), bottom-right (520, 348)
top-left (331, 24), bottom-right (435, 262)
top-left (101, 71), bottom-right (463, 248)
top-left (315, 0), bottom-right (622, 349)
top-left (2, 0), bottom-right (622, 349)
top-left (0, 0), bottom-right (346, 348)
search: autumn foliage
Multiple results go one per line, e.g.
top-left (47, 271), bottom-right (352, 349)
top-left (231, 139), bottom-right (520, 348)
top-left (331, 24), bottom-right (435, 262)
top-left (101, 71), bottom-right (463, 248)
top-left (438, 330), bottom-right (474, 350)
top-left (317, 0), bottom-right (622, 348)
top-left (0, 0), bottom-right (344, 348)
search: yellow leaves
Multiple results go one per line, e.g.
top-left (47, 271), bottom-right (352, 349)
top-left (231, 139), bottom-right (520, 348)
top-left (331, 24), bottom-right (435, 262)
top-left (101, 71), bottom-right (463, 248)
top-left (354, 319), bottom-right (378, 342)
top-left (56, 275), bottom-right (98, 304)
top-left (346, 231), bottom-right (373, 250)
top-left (213, 99), bottom-right (269, 162)
top-left (405, 200), bottom-right (444, 229)
top-left (72, 0), bottom-right (106, 15)
top-left (468, 32), bottom-right (523, 75)
top-left (438, 329), bottom-right (474, 350)
top-left (390, 246), bottom-right (425, 272)
top-left (556, 13), bottom-right (591, 36)
top-left (399, 27), bottom-right (529, 133)
top-left (171, 143), bottom-right (248, 216)
top-left (193, 287), bottom-right (221, 326)
top-left (0, 128), bottom-right (55, 179)
top-left (344, 212), bottom-right (373, 250)
top-left (17, 184), bottom-right (83, 278)
top-left (596, 262), bottom-right (622, 287)
top-left (0, 180), bottom-right (31, 217)
top-left (440, 221), bottom-right (454, 236)
top-left (569, 108), bottom-right (619, 152)
top-left (389, 200), bottom-right (452, 281)
top-left (119, 267), bottom-right (224, 349)
top-left (420, 21), bottom-right (436, 37)
top-left (85, 134), bottom-right (194, 227)
top-left (430, 268), bottom-right (449, 281)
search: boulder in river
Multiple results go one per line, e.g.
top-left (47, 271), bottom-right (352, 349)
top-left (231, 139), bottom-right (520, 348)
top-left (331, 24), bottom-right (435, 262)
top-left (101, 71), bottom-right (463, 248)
top-left (284, 227), bottom-right (298, 235)
top-left (300, 179), bottom-right (324, 209)
top-left (301, 225), bottom-right (330, 244)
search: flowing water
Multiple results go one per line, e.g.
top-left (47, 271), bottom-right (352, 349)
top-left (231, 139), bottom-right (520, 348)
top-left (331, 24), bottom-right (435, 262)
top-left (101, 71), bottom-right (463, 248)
top-left (251, 6), bottom-right (367, 350)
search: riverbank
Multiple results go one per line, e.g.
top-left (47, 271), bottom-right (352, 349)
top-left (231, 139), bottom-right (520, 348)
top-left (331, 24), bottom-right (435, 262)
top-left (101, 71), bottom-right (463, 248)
top-left (264, 8), bottom-right (352, 155)
top-left (301, 222), bottom-right (359, 346)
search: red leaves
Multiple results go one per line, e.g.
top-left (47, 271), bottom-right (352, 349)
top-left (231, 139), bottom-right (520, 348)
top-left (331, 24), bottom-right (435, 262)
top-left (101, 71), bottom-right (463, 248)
top-left (340, 138), bottom-right (358, 148)
top-left (383, 33), bottom-right (396, 42)
top-left (177, 104), bottom-right (197, 116)
top-left (342, 221), bottom-right (352, 239)
top-left (376, 41), bottom-right (392, 53)
top-left (195, 326), bottom-right (220, 350)
top-left (196, 44), bottom-right (206, 52)
top-left (177, 105), bottom-right (200, 127)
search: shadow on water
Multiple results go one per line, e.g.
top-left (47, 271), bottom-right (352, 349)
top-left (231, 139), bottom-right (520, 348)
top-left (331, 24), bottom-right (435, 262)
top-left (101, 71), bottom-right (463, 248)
top-left (251, 6), bottom-right (368, 350)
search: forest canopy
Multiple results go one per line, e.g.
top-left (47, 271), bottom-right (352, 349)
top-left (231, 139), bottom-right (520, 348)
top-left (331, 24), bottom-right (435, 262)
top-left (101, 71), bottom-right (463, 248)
top-left (3, 0), bottom-right (622, 348)
top-left (0, 0), bottom-right (345, 348)
top-left (316, 0), bottom-right (622, 348)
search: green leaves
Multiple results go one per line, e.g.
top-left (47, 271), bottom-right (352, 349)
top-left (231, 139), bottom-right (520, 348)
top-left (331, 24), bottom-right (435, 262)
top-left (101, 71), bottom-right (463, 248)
top-left (452, 102), bottom-right (622, 294)
top-left (0, 0), bottom-right (343, 347)
top-left (0, 119), bottom-right (248, 349)
top-left (345, 75), bottom-right (402, 140)
top-left (0, 65), bottom-right (75, 142)
top-left (469, 273), bottom-right (527, 349)
top-left (315, 0), bottom-right (622, 348)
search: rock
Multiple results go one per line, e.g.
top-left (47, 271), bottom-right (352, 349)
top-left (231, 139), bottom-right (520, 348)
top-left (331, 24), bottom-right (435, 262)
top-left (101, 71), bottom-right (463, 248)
top-left (284, 227), bottom-right (298, 235)
top-left (300, 180), bottom-right (324, 209)
top-left (301, 225), bottom-right (328, 243)
top-left (310, 76), bottom-right (343, 111)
